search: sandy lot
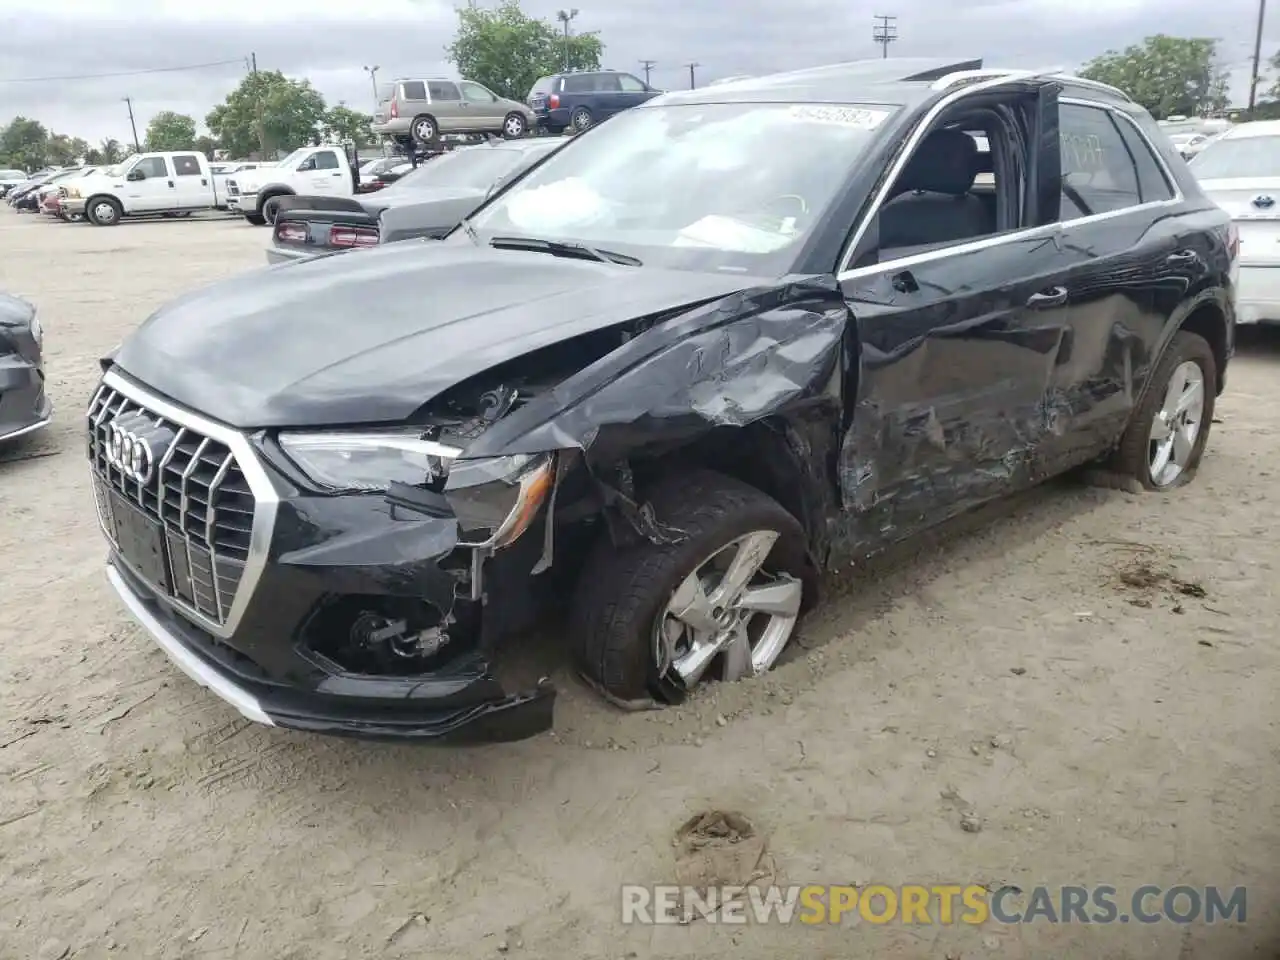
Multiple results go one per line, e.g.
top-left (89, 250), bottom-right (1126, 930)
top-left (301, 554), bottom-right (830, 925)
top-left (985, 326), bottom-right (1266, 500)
top-left (1, 208), bottom-right (1278, 960)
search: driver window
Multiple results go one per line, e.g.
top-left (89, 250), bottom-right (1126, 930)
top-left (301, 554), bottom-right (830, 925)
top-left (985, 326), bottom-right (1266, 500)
top-left (135, 157), bottom-right (168, 178)
top-left (297, 156), bottom-right (317, 171)
top-left (460, 82), bottom-right (497, 103)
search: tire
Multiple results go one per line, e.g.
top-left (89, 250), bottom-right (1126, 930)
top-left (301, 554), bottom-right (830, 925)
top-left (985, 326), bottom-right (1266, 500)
top-left (259, 194), bottom-right (287, 225)
top-left (501, 112), bottom-right (527, 139)
top-left (1108, 329), bottom-right (1216, 491)
top-left (86, 196), bottom-right (122, 226)
top-left (571, 106), bottom-right (593, 132)
top-left (243, 212), bottom-right (267, 226)
top-left (571, 469), bottom-right (811, 703)
top-left (410, 114), bottom-right (438, 145)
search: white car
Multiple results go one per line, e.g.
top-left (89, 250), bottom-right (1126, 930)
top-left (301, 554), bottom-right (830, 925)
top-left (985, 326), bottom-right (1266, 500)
top-left (211, 162), bottom-right (264, 210)
top-left (1170, 131), bottom-right (1216, 160)
top-left (1191, 120), bottom-right (1280, 324)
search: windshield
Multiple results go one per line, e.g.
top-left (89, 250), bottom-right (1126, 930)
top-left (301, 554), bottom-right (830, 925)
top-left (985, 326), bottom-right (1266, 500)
top-left (106, 156), bottom-right (137, 177)
top-left (1190, 135), bottom-right (1280, 179)
top-left (383, 146), bottom-right (550, 194)
top-left (274, 148), bottom-right (310, 169)
top-left (466, 102), bottom-right (896, 273)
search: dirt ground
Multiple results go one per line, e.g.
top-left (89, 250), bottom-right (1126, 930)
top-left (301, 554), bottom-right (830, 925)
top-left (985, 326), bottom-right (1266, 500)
top-left (1, 208), bottom-right (1278, 960)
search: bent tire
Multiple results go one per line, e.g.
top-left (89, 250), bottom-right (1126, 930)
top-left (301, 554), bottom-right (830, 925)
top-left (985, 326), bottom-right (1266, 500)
top-left (571, 470), bottom-right (811, 704)
top-left (86, 196), bottom-right (122, 226)
top-left (1109, 330), bottom-right (1217, 491)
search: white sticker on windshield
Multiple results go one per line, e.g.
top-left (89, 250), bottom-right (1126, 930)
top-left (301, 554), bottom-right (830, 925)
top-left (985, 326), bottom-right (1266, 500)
top-left (787, 105), bottom-right (890, 129)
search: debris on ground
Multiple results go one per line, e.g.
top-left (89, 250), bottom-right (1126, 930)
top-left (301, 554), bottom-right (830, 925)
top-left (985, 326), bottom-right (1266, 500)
top-left (672, 810), bottom-right (773, 920)
top-left (1110, 557), bottom-right (1211, 612)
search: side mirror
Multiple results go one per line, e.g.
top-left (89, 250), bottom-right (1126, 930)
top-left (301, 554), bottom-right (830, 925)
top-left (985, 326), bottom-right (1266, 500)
top-left (127, 168), bottom-right (145, 181)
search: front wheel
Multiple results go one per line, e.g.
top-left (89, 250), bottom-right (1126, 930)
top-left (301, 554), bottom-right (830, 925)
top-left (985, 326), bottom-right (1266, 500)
top-left (86, 196), bottom-right (122, 226)
top-left (571, 470), bottom-right (811, 704)
top-left (243, 212), bottom-right (267, 226)
top-left (1109, 330), bottom-right (1217, 490)
top-left (502, 112), bottom-right (528, 138)
top-left (260, 196), bottom-right (286, 225)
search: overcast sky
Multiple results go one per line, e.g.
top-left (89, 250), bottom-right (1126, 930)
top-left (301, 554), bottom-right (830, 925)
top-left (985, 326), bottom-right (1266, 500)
top-left (2, 0), bottom-right (1278, 144)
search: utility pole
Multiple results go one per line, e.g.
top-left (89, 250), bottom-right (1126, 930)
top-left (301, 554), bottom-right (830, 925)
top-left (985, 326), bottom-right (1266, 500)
top-left (639, 59), bottom-right (656, 86)
top-left (872, 14), bottom-right (898, 58)
top-left (248, 50), bottom-right (267, 157)
top-left (122, 97), bottom-right (140, 152)
top-left (364, 65), bottom-right (380, 109)
top-left (685, 62), bottom-right (700, 89)
top-left (1249, 0), bottom-right (1268, 114)
top-left (556, 9), bottom-right (579, 70)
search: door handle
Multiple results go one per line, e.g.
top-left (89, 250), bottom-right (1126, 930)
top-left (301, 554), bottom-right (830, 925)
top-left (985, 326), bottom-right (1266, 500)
top-left (331, 172), bottom-right (342, 177)
top-left (1026, 286), bottom-right (1068, 309)
top-left (167, 180), bottom-right (175, 188)
top-left (891, 270), bottom-right (919, 293)
top-left (201, 178), bottom-right (208, 186)
top-left (1166, 249), bottom-right (1199, 266)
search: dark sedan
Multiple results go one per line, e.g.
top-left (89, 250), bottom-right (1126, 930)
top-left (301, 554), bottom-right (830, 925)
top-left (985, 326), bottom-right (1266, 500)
top-left (0, 293), bottom-right (51, 444)
top-left (267, 138), bottom-right (564, 264)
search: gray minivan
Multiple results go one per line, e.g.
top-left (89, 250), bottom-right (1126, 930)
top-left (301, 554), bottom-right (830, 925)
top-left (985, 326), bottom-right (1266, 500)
top-left (371, 78), bottom-right (536, 146)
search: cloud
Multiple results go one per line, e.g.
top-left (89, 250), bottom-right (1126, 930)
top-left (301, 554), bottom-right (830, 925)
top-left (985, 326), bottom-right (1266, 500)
top-left (1, 0), bottom-right (1277, 143)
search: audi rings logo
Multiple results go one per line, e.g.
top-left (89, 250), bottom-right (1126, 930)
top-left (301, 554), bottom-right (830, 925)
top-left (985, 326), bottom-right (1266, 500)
top-left (105, 418), bottom-right (164, 484)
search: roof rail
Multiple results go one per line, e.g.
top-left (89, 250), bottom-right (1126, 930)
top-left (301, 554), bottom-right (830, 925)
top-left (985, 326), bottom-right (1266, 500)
top-left (931, 67), bottom-right (1133, 103)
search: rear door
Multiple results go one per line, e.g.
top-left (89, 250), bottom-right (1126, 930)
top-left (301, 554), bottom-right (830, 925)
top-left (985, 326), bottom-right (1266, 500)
top-left (458, 81), bottom-right (505, 131)
top-left (170, 153), bottom-right (210, 209)
top-left (426, 80), bottom-right (465, 134)
top-left (592, 72), bottom-right (626, 118)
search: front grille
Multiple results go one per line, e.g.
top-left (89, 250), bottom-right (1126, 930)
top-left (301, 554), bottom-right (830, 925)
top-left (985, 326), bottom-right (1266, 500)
top-left (227, 180), bottom-right (240, 196)
top-left (88, 384), bottom-right (255, 626)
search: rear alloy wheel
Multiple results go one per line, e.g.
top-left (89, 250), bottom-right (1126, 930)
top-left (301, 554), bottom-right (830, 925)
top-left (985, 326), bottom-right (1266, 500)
top-left (572, 470), bottom-right (810, 704)
top-left (87, 197), bottom-right (122, 226)
top-left (502, 112), bottom-right (527, 138)
top-left (571, 106), bottom-right (593, 132)
top-left (1109, 330), bottom-right (1216, 490)
top-left (411, 115), bottom-right (438, 145)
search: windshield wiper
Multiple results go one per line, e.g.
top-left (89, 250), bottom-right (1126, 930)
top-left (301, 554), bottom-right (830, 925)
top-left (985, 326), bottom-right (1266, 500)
top-left (489, 235), bottom-right (642, 266)
top-left (458, 217), bottom-right (480, 246)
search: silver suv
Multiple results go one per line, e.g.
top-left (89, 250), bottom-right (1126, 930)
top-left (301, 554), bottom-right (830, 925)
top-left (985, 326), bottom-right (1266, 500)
top-left (371, 78), bottom-right (536, 146)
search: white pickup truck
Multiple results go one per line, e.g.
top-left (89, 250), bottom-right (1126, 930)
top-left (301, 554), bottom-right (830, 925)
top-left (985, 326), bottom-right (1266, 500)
top-left (60, 151), bottom-right (219, 226)
top-left (226, 144), bottom-right (363, 225)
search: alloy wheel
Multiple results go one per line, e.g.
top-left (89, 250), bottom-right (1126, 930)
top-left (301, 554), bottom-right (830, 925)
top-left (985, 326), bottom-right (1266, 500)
top-left (1148, 359), bottom-right (1205, 487)
top-left (652, 530), bottom-right (803, 689)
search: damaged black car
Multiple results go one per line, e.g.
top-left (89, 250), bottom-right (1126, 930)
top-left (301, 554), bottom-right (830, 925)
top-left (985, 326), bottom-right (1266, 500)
top-left (1, 293), bottom-right (51, 444)
top-left (89, 58), bottom-right (1236, 743)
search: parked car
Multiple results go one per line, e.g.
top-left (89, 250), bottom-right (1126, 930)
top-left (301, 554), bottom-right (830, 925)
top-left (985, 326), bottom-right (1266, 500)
top-left (359, 156), bottom-right (403, 179)
top-left (267, 137), bottom-right (565, 263)
top-left (0, 169), bottom-right (27, 197)
top-left (60, 153), bottom-right (217, 225)
top-left (226, 144), bottom-right (380, 225)
top-left (211, 162), bottom-right (264, 210)
top-left (371, 77), bottom-right (536, 147)
top-left (0, 293), bottom-right (50, 444)
top-left (1190, 120), bottom-right (1280, 324)
top-left (10, 169), bottom-right (78, 212)
top-left (528, 69), bottom-right (661, 133)
top-left (89, 58), bottom-right (1235, 743)
top-left (1170, 131), bottom-right (1217, 160)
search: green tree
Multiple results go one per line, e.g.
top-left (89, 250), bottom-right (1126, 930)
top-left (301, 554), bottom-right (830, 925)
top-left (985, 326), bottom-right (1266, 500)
top-left (446, 0), bottom-right (603, 101)
top-left (145, 110), bottom-right (197, 151)
top-left (323, 104), bottom-right (374, 147)
top-left (45, 133), bottom-right (88, 166)
top-left (99, 138), bottom-right (125, 164)
top-left (0, 117), bottom-right (50, 171)
top-left (1079, 35), bottom-right (1227, 119)
top-left (206, 70), bottom-right (327, 158)
top-left (193, 135), bottom-right (219, 159)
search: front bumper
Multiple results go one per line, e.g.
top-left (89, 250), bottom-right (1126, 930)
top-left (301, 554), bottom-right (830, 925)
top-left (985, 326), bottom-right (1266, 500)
top-left (1234, 263), bottom-right (1280, 324)
top-left (92, 370), bottom-right (556, 743)
top-left (60, 198), bottom-right (87, 215)
top-left (0, 344), bottom-right (51, 443)
top-left (228, 192), bottom-right (257, 214)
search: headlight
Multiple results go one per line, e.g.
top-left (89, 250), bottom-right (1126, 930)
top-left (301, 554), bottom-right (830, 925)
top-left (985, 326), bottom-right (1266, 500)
top-left (66, 188), bottom-right (80, 199)
top-left (29, 314), bottom-right (43, 349)
top-left (277, 431), bottom-right (555, 550)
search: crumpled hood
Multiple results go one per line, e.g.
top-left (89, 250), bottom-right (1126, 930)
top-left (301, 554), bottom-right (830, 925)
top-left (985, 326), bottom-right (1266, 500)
top-left (112, 241), bottom-right (759, 429)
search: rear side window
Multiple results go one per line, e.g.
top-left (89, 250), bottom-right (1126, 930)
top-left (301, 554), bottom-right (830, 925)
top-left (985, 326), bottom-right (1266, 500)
top-left (401, 81), bottom-right (427, 101)
top-left (595, 74), bottom-right (622, 92)
top-left (1058, 103), bottom-right (1142, 218)
top-left (1113, 118), bottom-right (1175, 203)
top-left (313, 151), bottom-right (340, 170)
top-left (428, 81), bottom-right (461, 101)
top-left (563, 74), bottom-right (594, 93)
top-left (530, 76), bottom-right (557, 96)
top-left (172, 155), bottom-right (202, 176)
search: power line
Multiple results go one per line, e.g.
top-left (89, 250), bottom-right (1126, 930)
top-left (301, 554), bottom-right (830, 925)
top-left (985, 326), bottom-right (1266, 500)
top-left (0, 58), bottom-right (247, 85)
top-left (872, 14), bottom-right (898, 59)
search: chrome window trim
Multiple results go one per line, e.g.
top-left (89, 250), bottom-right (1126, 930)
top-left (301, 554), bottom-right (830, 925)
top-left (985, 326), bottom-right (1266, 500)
top-left (97, 368), bottom-right (280, 640)
top-left (836, 94), bottom-right (1185, 282)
